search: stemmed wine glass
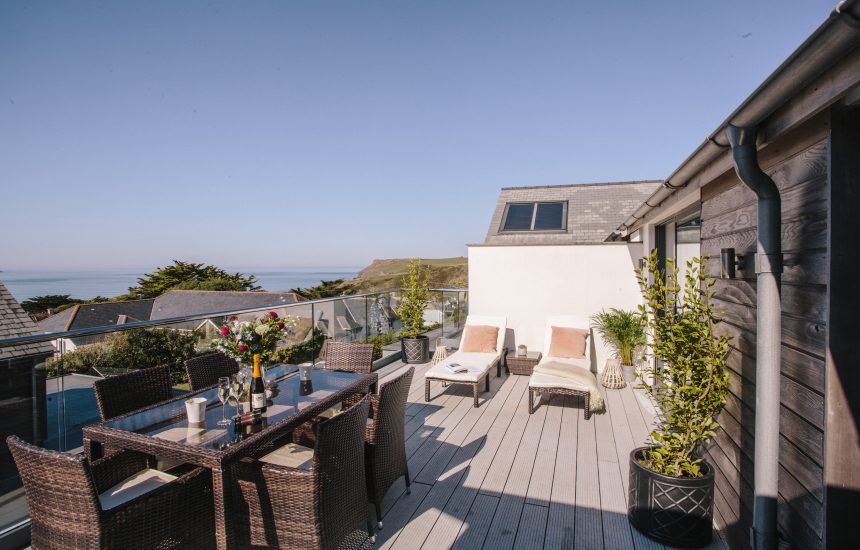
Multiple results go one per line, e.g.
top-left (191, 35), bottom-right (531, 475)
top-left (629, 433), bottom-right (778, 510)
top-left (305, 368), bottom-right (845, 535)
top-left (231, 375), bottom-right (246, 418)
top-left (217, 377), bottom-right (231, 426)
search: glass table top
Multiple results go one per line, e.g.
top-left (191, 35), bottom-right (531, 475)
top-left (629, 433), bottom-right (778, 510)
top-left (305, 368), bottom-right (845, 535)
top-left (100, 365), bottom-right (370, 452)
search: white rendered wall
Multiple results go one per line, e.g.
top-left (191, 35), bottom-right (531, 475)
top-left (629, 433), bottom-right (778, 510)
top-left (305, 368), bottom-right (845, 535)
top-left (467, 244), bottom-right (644, 373)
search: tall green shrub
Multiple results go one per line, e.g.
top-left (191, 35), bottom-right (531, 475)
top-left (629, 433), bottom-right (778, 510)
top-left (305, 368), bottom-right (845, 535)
top-left (636, 250), bottom-right (730, 478)
top-left (396, 259), bottom-right (430, 339)
top-left (47, 328), bottom-right (202, 384)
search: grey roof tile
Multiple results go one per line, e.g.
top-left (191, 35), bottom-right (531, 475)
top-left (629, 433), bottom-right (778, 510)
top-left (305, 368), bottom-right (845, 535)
top-left (482, 180), bottom-right (661, 245)
top-left (0, 281), bottom-right (54, 359)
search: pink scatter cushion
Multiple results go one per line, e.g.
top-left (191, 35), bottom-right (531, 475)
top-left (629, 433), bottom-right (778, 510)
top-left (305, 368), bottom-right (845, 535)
top-left (548, 326), bottom-right (588, 359)
top-left (460, 325), bottom-right (500, 353)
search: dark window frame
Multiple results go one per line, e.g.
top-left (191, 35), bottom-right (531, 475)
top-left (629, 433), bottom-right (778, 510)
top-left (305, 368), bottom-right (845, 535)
top-left (499, 201), bottom-right (568, 233)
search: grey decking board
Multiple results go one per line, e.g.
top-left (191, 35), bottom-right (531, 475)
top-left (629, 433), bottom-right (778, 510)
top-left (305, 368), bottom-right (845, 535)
top-left (376, 361), bottom-right (727, 550)
top-left (426, 377), bottom-right (531, 549)
top-left (451, 493), bottom-right (499, 550)
top-left (605, 389), bottom-right (636, 495)
top-left (574, 407), bottom-right (604, 549)
top-left (414, 373), bottom-right (513, 484)
top-left (598, 459), bottom-right (636, 550)
top-left (376, 481), bottom-right (433, 549)
top-left (526, 399), bottom-right (563, 505)
top-left (595, 402), bottom-right (618, 463)
top-left (483, 397), bottom-right (549, 549)
top-left (388, 376), bottom-right (518, 549)
top-left (545, 396), bottom-right (580, 549)
top-left (513, 503), bottom-right (550, 550)
top-left (478, 379), bottom-right (537, 496)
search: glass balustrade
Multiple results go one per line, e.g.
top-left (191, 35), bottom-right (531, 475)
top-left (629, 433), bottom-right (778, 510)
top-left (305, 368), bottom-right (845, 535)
top-left (0, 287), bottom-right (466, 540)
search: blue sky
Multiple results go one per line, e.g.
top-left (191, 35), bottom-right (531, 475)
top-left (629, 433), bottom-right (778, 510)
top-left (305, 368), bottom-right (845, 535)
top-left (0, 1), bottom-right (833, 270)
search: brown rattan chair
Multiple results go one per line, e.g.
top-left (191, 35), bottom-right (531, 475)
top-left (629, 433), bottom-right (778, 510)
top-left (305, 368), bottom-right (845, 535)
top-left (184, 351), bottom-right (240, 391)
top-left (7, 435), bottom-right (215, 550)
top-left (92, 364), bottom-right (173, 421)
top-left (234, 394), bottom-right (374, 549)
top-left (365, 366), bottom-right (414, 528)
top-left (321, 341), bottom-right (374, 373)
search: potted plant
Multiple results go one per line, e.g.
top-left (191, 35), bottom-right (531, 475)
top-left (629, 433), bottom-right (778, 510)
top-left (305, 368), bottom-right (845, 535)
top-left (629, 250), bottom-right (730, 548)
top-left (396, 259), bottom-right (431, 364)
top-left (590, 308), bottom-right (646, 382)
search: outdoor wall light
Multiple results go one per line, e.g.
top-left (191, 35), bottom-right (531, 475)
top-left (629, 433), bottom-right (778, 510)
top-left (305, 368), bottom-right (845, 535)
top-left (720, 248), bottom-right (746, 279)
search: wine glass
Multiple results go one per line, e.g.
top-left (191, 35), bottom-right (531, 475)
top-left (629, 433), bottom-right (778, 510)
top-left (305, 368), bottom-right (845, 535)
top-left (231, 375), bottom-right (246, 417)
top-left (217, 377), bottom-right (231, 426)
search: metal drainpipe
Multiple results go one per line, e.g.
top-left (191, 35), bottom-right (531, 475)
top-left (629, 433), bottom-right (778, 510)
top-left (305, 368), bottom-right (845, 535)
top-left (725, 125), bottom-right (782, 550)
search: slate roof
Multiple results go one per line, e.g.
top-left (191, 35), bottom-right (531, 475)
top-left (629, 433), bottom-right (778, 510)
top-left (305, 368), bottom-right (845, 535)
top-left (0, 281), bottom-right (54, 360)
top-left (482, 180), bottom-right (662, 245)
top-left (149, 290), bottom-right (305, 320)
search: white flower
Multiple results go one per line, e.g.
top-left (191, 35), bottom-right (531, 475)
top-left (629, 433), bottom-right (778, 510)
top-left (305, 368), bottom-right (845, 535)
top-left (255, 324), bottom-right (270, 336)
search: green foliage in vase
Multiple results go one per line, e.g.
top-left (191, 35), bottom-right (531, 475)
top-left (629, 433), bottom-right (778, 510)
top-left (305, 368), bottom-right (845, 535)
top-left (590, 308), bottom-right (647, 366)
top-left (47, 328), bottom-right (202, 385)
top-left (636, 249), bottom-right (730, 479)
top-left (123, 260), bottom-right (260, 299)
top-left (395, 259), bottom-right (430, 339)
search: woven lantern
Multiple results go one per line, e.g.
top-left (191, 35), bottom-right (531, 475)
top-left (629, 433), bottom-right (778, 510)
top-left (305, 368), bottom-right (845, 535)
top-left (601, 357), bottom-right (626, 389)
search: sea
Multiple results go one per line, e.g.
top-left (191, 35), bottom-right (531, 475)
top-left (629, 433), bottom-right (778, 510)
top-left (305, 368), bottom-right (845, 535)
top-left (0, 268), bottom-right (361, 302)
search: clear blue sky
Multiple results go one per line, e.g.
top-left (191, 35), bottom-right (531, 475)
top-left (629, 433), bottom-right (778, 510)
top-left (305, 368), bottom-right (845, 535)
top-left (0, 1), bottom-right (833, 270)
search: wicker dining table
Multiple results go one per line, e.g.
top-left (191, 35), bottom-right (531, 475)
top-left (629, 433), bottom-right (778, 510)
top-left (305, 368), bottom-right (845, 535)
top-left (83, 364), bottom-right (378, 550)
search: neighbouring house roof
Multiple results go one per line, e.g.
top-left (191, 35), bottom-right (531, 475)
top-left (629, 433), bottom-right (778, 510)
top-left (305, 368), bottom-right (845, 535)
top-left (482, 180), bottom-right (662, 245)
top-left (0, 281), bottom-right (54, 360)
top-left (149, 290), bottom-right (305, 320)
top-left (36, 299), bottom-right (155, 333)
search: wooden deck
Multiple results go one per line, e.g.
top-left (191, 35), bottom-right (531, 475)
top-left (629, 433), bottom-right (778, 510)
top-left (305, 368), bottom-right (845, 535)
top-left (372, 360), bottom-right (728, 550)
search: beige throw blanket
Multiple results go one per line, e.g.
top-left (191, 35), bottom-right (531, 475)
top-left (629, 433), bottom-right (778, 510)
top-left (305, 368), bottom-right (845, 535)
top-left (533, 361), bottom-right (605, 411)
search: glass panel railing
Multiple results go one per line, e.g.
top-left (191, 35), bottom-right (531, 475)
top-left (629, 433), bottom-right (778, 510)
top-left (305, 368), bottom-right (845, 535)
top-left (0, 286), bottom-right (466, 541)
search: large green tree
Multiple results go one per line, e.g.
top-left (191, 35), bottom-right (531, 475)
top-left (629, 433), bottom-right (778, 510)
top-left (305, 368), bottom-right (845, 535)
top-left (290, 279), bottom-right (355, 300)
top-left (20, 294), bottom-right (83, 315)
top-left (122, 260), bottom-right (260, 299)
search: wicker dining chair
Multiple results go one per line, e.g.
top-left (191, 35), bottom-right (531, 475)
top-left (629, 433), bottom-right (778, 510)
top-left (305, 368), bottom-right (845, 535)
top-left (365, 366), bottom-right (414, 528)
top-left (322, 341), bottom-right (374, 373)
top-left (184, 351), bottom-right (240, 391)
top-left (7, 435), bottom-right (215, 550)
top-left (233, 395), bottom-right (374, 550)
top-left (92, 364), bottom-right (173, 421)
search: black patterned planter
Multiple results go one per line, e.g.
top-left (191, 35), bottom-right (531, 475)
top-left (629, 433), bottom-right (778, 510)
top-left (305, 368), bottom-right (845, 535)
top-left (628, 447), bottom-right (714, 548)
top-left (401, 336), bottom-right (430, 364)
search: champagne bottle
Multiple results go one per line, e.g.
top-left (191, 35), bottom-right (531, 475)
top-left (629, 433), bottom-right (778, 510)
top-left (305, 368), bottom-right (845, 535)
top-left (250, 353), bottom-right (267, 413)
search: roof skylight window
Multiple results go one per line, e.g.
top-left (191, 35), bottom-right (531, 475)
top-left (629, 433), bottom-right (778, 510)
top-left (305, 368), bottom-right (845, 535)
top-left (501, 201), bottom-right (567, 232)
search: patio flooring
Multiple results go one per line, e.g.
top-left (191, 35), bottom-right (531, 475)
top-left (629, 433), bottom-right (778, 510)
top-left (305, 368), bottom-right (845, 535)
top-left (372, 360), bottom-right (728, 550)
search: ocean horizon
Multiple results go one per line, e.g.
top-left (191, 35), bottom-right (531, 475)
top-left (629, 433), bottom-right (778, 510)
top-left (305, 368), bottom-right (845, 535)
top-left (0, 268), bottom-right (361, 303)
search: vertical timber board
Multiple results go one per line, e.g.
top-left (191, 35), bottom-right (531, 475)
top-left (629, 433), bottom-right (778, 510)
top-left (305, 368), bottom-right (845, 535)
top-left (824, 105), bottom-right (860, 549)
top-left (698, 115), bottom-right (830, 550)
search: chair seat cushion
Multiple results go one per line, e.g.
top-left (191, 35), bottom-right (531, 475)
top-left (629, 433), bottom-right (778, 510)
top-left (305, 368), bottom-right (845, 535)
top-left (425, 351), bottom-right (498, 382)
top-left (537, 355), bottom-right (591, 371)
top-left (528, 372), bottom-right (592, 391)
top-left (99, 468), bottom-right (177, 510)
top-left (260, 442), bottom-right (314, 469)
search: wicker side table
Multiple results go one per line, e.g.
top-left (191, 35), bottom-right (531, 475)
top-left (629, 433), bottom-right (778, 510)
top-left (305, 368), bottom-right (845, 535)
top-left (505, 351), bottom-right (542, 375)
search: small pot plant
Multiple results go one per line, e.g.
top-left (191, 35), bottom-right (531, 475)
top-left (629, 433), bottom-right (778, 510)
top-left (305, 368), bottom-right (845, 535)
top-left (590, 308), bottom-right (646, 382)
top-left (629, 250), bottom-right (730, 548)
top-left (396, 259), bottom-right (431, 364)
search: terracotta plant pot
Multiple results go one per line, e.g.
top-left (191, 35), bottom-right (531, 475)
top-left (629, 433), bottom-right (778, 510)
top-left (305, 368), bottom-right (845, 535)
top-left (628, 447), bottom-right (714, 548)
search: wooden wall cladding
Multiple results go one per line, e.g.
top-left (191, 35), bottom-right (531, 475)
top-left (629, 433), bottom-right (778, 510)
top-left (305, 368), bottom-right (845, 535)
top-left (699, 125), bottom-right (828, 549)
